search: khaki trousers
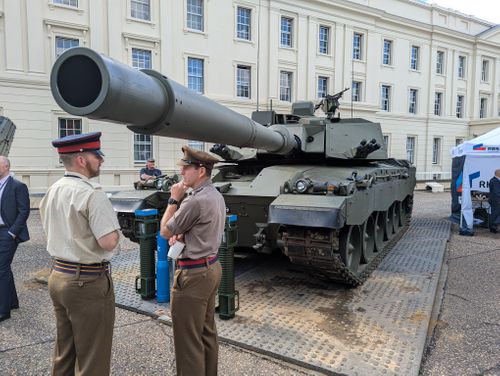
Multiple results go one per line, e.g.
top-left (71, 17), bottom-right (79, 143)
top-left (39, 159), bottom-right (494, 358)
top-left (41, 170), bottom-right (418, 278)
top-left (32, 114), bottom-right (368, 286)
top-left (48, 269), bottom-right (115, 376)
top-left (171, 260), bottom-right (222, 376)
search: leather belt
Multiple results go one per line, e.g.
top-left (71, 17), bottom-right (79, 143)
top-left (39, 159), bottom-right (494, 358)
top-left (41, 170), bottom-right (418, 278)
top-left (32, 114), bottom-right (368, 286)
top-left (177, 255), bottom-right (218, 270)
top-left (52, 259), bottom-right (110, 276)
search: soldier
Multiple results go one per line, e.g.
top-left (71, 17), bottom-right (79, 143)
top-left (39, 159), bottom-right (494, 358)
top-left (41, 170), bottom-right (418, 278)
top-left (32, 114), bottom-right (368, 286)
top-left (160, 146), bottom-right (225, 376)
top-left (489, 169), bottom-right (500, 233)
top-left (140, 157), bottom-right (162, 181)
top-left (40, 132), bottom-right (120, 375)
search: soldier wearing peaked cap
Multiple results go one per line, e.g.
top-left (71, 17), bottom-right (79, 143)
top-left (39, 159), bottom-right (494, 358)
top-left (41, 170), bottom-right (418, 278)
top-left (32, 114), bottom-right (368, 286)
top-left (39, 132), bottom-right (121, 376)
top-left (160, 146), bottom-right (225, 376)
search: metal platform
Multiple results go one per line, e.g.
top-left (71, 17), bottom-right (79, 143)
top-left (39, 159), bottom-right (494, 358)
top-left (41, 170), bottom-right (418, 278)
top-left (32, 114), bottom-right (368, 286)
top-left (112, 218), bottom-right (450, 376)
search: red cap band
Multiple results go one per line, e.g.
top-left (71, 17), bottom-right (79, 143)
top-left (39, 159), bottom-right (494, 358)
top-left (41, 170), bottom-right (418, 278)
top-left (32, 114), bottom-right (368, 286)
top-left (57, 140), bottom-right (101, 154)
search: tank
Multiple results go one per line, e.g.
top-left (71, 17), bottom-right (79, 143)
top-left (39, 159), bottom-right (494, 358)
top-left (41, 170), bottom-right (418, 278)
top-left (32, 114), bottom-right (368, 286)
top-left (50, 47), bottom-right (416, 286)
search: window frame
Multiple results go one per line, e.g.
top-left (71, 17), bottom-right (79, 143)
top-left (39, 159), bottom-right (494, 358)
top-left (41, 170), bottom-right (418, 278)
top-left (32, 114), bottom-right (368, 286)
top-left (383, 39), bottom-right (392, 65)
top-left (280, 16), bottom-right (294, 48)
top-left (130, 0), bottom-right (151, 21)
top-left (481, 59), bottom-right (489, 82)
top-left (186, 0), bottom-right (204, 32)
top-left (434, 92), bottom-right (443, 116)
top-left (352, 81), bottom-right (362, 102)
top-left (131, 48), bottom-right (152, 70)
top-left (406, 136), bottom-right (416, 164)
top-left (53, 0), bottom-right (78, 7)
top-left (279, 71), bottom-right (293, 102)
top-left (318, 25), bottom-right (330, 55)
top-left (458, 55), bottom-right (466, 78)
top-left (353, 32), bottom-right (363, 60)
top-left (408, 88), bottom-right (418, 114)
top-left (55, 36), bottom-right (79, 59)
top-left (317, 76), bottom-right (329, 99)
top-left (58, 118), bottom-right (82, 138)
top-left (410, 45), bottom-right (420, 71)
top-left (479, 97), bottom-right (488, 118)
top-left (381, 84), bottom-right (391, 111)
top-left (436, 50), bottom-right (444, 75)
top-left (133, 133), bottom-right (153, 163)
top-left (432, 137), bottom-right (441, 165)
top-left (236, 6), bottom-right (252, 41)
top-left (236, 65), bottom-right (251, 99)
top-left (456, 95), bottom-right (464, 118)
top-left (187, 57), bottom-right (205, 94)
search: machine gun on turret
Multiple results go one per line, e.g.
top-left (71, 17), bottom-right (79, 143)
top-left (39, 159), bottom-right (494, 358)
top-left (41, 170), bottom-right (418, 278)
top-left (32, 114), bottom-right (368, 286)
top-left (314, 88), bottom-right (349, 120)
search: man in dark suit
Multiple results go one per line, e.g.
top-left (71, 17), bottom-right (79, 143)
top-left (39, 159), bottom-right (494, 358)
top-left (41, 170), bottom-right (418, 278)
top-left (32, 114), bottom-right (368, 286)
top-left (0, 156), bottom-right (30, 322)
top-left (489, 169), bottom-right (500, 233)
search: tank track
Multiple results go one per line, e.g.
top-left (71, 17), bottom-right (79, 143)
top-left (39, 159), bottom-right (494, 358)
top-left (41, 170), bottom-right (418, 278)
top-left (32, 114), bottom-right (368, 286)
top-left (282, 211), bottom-right (411, 287)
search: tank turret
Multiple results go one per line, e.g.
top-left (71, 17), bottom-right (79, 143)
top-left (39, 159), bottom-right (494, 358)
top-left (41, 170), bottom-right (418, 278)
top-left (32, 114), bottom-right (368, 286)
top-left (51, 47), bottom-right (416, 286)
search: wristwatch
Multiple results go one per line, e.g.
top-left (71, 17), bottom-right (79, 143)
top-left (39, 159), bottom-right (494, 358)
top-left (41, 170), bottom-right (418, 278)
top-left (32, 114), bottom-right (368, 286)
top-left (168, 197), bottom-right (179, 207)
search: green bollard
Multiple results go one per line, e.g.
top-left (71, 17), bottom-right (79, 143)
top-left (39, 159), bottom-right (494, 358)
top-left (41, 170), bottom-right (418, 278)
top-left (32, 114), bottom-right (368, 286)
top-left (134, 209), bottom-right (158, 300)
top-left (217, 214), bottom-right (239, 320)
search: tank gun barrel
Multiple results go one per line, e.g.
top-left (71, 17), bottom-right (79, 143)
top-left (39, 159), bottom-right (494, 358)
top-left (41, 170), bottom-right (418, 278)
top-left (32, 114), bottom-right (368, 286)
top-left (50, 47), bottom-right (296, 155)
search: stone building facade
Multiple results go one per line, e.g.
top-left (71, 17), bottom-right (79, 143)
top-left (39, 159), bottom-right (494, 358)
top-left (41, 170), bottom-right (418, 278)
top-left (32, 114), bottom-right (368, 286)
top-left (0, 0), bottom-right (499, 191)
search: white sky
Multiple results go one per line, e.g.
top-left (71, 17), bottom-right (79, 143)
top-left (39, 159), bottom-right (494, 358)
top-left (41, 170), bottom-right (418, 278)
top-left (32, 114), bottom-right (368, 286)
top-left (427, 0), bottom-right (500, 24)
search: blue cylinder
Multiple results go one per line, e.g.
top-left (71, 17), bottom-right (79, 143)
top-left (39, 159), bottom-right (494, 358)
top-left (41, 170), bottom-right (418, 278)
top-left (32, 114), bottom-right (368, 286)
top-left (156, 232), bottom-right (170, 303)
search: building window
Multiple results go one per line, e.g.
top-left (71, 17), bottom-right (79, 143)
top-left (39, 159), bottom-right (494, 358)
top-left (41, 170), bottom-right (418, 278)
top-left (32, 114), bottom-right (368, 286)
top-left (280, 17), bottom-right (293, 48)
top-left (55, 36), bottom-right (79, 58)
top-left (187, 57), bottom-right (204, 94)
top-left (456, 95), bottom-right (464, 118)
top-left (410, 45), bottom-right (420, 70)
top-left (134, 133), bottom-right (152, 163)
top-left (383, 39), bottom-right (392, 65)
top-left (436, 51), bottom-right (444, 74)
top-left (317, 76), bottom-right (329, 98)
top-left (53, 0), bottom-right (78, 7)
top-left (280, 71), bottom-right (293, 102)
top-left (481, 60), bottom-right (489, 82)
top-left (353, 33), bottom-right (362, 60)
top-left (131, 0), bottom-right (150, 21)
top-left (319, 26), bottom-right (330, 54)
top-left (381, 85), bottom-right (391, 111)
top-left (383, 135), bottom-right (389, 150)
top-left (236, 7), bottom-right (251, 41)
top-left (455, 138), bottom-right (464, 146)
top-left (188, 140), bottom-right (204, 151)
top-left (236, 65), bottom-right (251, 98)
top-left (432, 137), bottom-right (441, 164)
top-left (434, 92), bottom-right (442, 116)
top-left (131, 48), bottom-right (152, 69)
top-left (458, 55), bottom-right (466, 78)
top-left (352, 81), bottom-right (361, 102)
top-left (58, 118), bottom-right (81, 138)
top-left (187, 0), bottom-right (204, 31)
top-left (408, 89), bottom-right (418, 114)
top-left (480, 97), bottom-right (488, 118)
top-left (406, 137), bottom-right (415, 164)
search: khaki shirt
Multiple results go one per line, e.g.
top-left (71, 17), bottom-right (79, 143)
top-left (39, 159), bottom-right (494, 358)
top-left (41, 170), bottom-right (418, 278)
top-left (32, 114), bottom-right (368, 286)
top-left (40, 172), bottom-right (120, 264)
top-left (166, 179), bottom-right (225, 259)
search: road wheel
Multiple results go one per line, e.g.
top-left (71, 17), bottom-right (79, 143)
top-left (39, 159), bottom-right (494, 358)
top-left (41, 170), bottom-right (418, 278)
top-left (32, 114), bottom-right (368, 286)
top-left (361, 215), bottom-right (376, 263)
top-left (339, 225), bottom-right (362, 273)
top-left (374, 212), bottom-right (385, 252)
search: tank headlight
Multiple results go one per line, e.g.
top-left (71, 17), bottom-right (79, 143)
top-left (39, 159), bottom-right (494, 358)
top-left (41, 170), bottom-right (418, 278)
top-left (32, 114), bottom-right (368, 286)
top-left (295, 179), bottom-right (310, 193)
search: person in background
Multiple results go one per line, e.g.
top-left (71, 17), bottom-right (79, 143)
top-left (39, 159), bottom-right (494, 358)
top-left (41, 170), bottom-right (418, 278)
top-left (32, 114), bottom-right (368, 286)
top-left (0, 156), bottom-right (30, 323)
top-left (140, 158), bottom-right (162, 180)
top-left (40, 132), bottom-right (120, 375)
top-left (488, 169), bottom-right (500, 233)
top-left (160, 146), bottom-right (225, 376)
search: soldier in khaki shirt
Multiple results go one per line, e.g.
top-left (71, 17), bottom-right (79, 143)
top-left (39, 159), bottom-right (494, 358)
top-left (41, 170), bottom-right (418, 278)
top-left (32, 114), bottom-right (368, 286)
top-left (40, 132), bottom-right (120, 376)
top-left (160, 146), bottom-right (225, 376)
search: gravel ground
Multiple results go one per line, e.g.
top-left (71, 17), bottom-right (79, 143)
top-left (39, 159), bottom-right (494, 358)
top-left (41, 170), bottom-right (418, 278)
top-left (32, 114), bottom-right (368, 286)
top-left (1, 191), bottom-right (498, 375)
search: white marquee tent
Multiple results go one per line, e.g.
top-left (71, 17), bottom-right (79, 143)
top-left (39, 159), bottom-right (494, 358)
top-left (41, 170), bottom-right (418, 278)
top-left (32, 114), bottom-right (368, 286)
top-left (451, 127), bottom-right (500, 230)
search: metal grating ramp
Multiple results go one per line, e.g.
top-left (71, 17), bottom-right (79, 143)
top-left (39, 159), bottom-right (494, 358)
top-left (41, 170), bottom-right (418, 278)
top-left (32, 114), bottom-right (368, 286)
top-left (112, 218), bottom-right (450, 376)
